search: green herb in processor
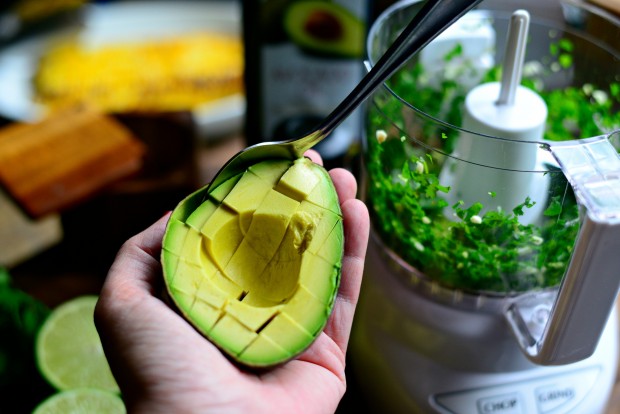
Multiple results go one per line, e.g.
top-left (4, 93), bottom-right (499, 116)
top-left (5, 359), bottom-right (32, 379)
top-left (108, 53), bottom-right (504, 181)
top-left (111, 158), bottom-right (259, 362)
top-left (364, 12), bottom-right (620, 293)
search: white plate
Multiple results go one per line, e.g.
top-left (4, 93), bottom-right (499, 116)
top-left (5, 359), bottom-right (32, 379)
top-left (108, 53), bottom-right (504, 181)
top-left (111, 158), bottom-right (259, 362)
top-left (0, 1), bottom-right (244, 138)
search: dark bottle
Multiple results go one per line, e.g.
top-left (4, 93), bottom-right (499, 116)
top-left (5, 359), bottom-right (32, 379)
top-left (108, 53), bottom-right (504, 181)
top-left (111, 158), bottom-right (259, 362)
top-left (243, 0), bottom-right (379, 170)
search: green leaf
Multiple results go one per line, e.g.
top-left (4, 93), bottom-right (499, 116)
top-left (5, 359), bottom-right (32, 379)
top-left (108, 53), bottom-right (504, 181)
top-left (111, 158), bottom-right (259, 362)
top-left (467, 202), bottom-right (484, 217)
top-left (0, 267), bottom-right (50, 401)
top-left (550, 43), bottom-right (559, 56)
top-left (544, 197), bottom-right (563, 216)
top-left (513, 197), bottom-right (535, 217)
top-left (443, 43), bottom-right (463, 62)
top-left (559, 54), bottom-right (573, 69)
top-left (364, 43), bottom-right (589, 293)
top-left (559, 38), bottom-right (574, 52)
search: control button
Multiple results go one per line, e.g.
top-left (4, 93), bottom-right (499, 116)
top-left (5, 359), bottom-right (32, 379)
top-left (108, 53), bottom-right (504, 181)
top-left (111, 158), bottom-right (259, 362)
top-left (432, 366), bottom-right (601, 414)
top-left (434, 391), bottom-right (525, 414)
top-left (535, 385), bottom-right (575, 413)
top-left (477, 393), bottom-right (524, 414)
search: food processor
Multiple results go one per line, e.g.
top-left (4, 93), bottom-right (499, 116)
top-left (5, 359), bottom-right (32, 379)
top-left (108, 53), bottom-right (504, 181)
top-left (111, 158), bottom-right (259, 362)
top-left (351, 0), bottom-right (620, 412)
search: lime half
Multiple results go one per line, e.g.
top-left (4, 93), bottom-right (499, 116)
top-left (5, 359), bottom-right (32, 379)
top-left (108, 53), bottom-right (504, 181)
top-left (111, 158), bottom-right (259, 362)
top-left (36, 295), bottom-right (119, 392)
top-left (33, 388), bottom-right (126, 414)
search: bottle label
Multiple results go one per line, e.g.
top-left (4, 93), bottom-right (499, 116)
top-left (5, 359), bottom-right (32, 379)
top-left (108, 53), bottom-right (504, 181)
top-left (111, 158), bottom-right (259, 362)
top-left (259, 0), bottom-right (368, 159)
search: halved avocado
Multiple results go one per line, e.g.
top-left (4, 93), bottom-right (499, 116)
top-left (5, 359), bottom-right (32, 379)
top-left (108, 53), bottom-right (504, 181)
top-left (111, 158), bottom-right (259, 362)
top-left (161, 157), bottom-right (343, 368)
top-left (284, 1), bottom-right (365, 58)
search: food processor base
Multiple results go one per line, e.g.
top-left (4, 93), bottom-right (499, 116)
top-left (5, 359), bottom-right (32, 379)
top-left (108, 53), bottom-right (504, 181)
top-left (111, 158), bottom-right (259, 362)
top-left (350, 237), bottom-right (618, 414)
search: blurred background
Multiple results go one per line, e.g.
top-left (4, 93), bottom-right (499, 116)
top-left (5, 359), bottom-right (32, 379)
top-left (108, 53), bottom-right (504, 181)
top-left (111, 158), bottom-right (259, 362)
top-left (0, 0), bottom-right (247, 411)
top-left (0, 0), bottom-right (619, 412)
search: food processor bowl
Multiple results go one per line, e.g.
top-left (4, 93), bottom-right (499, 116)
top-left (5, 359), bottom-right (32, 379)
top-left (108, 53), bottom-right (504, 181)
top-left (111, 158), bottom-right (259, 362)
top-left (363, 0), bottom-right (619, 299)
top-left (351, 0), bottom-right (620, 412)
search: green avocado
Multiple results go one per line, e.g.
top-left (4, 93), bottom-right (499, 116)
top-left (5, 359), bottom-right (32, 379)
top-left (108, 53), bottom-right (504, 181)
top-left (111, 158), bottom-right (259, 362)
top-left (284, 1), bottom-right (365, 58)
top-left (161, 157), bottom-right (344, 367)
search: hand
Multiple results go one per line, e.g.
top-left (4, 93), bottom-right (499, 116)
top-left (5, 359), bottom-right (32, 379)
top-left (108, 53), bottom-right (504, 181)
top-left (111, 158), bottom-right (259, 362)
top-left (94, 152), bottom-right (370, 414)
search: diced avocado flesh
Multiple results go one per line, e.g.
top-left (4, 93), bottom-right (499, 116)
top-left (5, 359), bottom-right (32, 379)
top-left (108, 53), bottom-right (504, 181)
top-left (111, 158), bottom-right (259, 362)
top-left (162, 157), bottom-right (343, 367)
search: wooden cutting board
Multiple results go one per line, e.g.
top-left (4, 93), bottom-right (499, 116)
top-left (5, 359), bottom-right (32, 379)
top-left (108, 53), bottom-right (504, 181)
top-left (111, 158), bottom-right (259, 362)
top-left (0, 110), bottom-right (146, 218)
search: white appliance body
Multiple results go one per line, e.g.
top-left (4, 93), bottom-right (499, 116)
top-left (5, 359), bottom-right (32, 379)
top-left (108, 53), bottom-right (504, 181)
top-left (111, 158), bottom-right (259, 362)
top-left (351, 235), bottom-right (618, 414)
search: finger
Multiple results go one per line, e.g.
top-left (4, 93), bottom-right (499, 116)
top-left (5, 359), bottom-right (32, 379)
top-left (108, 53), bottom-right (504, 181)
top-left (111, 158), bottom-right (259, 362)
top-left (304, 149), bottom-right (323, 166)
top-left (337, 199), bottom-right (368, 304)
top-left (329, 168), bottom-right (358, 204)
top-left (323, 198), bottom-right (369, 354)
top-left (96, 212), bottom-right (173, 334)
top-left (100, 212), bottom-right (170, 303)
top-left (95, 214), bottom-right (240, 395)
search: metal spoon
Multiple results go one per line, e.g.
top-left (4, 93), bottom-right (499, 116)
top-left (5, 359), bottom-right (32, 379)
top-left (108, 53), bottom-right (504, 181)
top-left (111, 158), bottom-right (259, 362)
top-left (206, 0), bottom-right (483, 191)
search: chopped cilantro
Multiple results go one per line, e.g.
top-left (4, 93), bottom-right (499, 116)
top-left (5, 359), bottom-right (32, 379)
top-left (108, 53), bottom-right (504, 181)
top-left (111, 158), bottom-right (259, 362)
top-left (365, 36), bottom-right (617, 293)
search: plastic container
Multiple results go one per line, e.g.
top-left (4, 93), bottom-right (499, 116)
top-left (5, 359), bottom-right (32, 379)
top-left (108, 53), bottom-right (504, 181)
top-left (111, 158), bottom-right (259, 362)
top-left (363, 0), bottom-right (620, 295)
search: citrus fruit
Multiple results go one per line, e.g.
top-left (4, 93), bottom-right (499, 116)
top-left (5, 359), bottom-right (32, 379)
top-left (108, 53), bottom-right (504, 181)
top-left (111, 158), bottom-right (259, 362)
top-left (33, 388), bottom-right (125, 414)
top-left (35, 295), bottom-right (119, 392)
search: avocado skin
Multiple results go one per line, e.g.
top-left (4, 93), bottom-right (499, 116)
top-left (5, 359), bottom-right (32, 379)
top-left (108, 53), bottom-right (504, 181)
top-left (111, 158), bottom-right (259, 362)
top-left (284, 1), bottom-right (365, 58)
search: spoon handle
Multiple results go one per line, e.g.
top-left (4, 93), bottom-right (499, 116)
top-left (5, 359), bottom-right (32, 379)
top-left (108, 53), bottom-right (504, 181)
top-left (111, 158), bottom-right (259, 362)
top-left (291, 0), bottom-right (484, 154)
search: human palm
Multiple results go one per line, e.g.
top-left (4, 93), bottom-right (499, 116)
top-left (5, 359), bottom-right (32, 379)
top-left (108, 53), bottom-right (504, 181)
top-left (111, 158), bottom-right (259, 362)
top-left (95, 154), bottom-right (369, 414)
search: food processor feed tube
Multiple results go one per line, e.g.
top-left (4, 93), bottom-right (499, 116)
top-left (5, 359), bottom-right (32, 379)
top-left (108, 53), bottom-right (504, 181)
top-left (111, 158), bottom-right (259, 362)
top-left (440, 10), bottom-right (549, 225)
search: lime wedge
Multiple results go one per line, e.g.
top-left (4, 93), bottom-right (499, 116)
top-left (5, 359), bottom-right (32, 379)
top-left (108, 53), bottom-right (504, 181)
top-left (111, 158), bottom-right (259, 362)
top-left (33, 388), bottom-right (126, 414)
top-left (36, 296), bottom-right (119, 392)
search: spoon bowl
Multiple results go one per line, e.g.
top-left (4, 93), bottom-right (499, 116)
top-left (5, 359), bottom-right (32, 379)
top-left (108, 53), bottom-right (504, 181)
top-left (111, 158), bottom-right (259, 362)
top-left (206, 0), bottom-right (483, 192)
